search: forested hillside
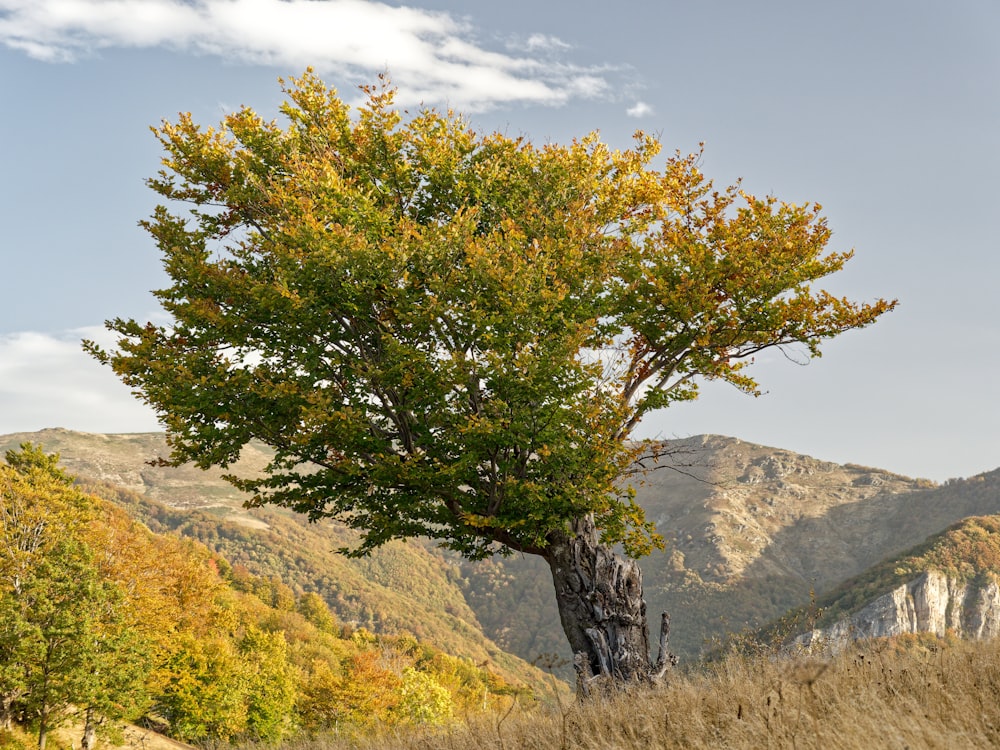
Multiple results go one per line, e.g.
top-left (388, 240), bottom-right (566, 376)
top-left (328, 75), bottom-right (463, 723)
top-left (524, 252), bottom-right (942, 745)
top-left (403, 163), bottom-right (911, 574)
top-left (0, 444), bottom-right (536, 750)
top-left (87, 479), bottom-right (546, 682)
top-left (0, 430), bottom-right (554, 673)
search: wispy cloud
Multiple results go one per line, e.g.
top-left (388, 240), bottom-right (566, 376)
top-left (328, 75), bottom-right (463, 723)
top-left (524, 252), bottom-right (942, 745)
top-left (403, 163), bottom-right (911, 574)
top-left (0, 0), bottom-right (614, 109)
top-left (506, 33), bottom-right (572, 54)
top-left (0, 328), bottom-right (161, 434)
top-left (626, 101), bottom-right (653, 118)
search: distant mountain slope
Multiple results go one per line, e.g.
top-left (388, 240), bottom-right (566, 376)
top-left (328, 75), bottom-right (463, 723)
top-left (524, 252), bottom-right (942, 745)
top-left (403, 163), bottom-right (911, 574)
top-left (3, 429), bottom-right (998, 667)
top-left (0, 428), bottom-right (272, 514)
top-left (637, 439), bottom-right (1000, 656)
top-left (789, 510), bottom-right (1000, 648)
top-left (0, 429), bottom-right (542, 684)
top-left (454, 436), bottom-right (1000, 661)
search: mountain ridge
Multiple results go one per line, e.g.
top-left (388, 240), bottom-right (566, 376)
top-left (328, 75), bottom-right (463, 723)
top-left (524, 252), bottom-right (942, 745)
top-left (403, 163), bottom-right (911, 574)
top-left (3, 428), bottom-right (998, 666)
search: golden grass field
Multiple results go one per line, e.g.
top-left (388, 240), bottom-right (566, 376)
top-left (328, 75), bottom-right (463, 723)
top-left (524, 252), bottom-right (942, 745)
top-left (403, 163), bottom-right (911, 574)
top-left (289, 634), bottom-right (1000, 750)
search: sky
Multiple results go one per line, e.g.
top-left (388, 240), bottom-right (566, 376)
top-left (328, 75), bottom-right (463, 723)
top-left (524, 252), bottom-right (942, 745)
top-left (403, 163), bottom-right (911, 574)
top-left (0, 0), bottom-right (997, 482)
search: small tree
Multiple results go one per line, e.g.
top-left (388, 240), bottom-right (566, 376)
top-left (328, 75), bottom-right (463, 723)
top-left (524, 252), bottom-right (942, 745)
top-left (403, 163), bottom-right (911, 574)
top-left (88, 71), bottom-right (895, 687)
top-left (17, 537), bottom-right (108, 750)
top-left (0, 447), bottom-right (150, 750)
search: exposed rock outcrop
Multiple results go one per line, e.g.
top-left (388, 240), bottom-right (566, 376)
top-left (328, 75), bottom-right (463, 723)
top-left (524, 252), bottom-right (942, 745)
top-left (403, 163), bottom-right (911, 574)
top-left (795, 570), bottom-right (1000, 651)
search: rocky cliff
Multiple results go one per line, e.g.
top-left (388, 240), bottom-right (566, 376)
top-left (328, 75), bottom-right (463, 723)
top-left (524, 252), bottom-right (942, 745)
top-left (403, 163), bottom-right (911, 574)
top-left (788, 514), bottom-right (1000, 652)
top-left (796, 569), bottom-right (1000, 650)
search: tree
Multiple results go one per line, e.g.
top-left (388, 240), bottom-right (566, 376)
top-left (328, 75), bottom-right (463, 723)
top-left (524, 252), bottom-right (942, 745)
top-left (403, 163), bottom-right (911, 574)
top-left (237, 626), bottom-right (297, 742)
top-left (398, 667), bottom-right (453, 725)
top-left (0, 447), bottom-right (147, 750)
top-left (0, 449), bottom-right (84, 730)
top-left (297, 591), bottom-right (339, 634)
top-left (87, 71), bottom-right (895, 688)
top-left (15, 537), bottom-right (108, 750)
top-left (156, 633), bottom-right (249, 743)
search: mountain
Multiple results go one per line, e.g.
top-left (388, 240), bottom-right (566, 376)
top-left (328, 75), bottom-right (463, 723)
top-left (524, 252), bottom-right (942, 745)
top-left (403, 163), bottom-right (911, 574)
top-left (3, 429), bottom-right (999, 667)
top-left (635, 443), bottom-right (1000, 657)
top-left (452, 436), bottom-right (1000, 661)
top-left (791, 510), bottom-right (1000, 649)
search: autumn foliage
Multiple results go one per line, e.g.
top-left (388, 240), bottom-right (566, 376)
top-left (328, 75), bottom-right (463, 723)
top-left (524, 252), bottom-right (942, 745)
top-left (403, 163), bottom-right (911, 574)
top-left (0, 446), bottom-right (525, 749)
top-left (89, 69), bottom-right (895, 560)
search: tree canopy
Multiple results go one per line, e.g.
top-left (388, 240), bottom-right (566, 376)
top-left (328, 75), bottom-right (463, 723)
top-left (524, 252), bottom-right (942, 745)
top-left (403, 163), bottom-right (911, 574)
top-left (0, 446), bottom-right (525, 744)
top-left (88, 70), bottom-right (895, 567)
top-left (0, 446), bottom-right (151, 750)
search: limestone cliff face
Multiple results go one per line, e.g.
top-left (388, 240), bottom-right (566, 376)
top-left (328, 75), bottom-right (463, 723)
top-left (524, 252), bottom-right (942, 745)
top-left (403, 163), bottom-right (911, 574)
top-left (796, 570), bottom-right (1000, 650)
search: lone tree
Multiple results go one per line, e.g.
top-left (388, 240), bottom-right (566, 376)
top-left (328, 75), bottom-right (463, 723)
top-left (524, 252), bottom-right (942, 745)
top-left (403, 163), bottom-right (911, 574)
top-left (88, 72), bottom-right (895, 688)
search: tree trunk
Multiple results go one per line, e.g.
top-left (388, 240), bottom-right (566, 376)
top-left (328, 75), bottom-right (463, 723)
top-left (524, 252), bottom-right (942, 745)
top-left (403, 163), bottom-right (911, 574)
top-left (80, 708), bottom-right (98, 750)
top-left (37, 710), bottom-right (48, 750)
top-left (0, 693), bottom-right (15, 731)
top-left (543, 515), bottom-right (676, 695)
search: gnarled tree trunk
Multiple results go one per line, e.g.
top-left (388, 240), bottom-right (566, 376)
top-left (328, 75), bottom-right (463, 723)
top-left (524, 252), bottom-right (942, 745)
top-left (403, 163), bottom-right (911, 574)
top-left (543, 515), bottom-right (676, 695)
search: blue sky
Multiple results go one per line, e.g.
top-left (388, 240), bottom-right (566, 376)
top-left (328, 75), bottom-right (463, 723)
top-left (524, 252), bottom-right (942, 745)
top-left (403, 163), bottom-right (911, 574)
top-left (0, 0), bottom-right (997, 481)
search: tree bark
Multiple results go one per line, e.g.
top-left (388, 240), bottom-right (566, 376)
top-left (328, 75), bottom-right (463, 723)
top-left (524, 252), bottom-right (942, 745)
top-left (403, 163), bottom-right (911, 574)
top-left (37, 710), bottom-right (48, 750)
top-left (0, 693), bottom-right (15, 731)
top-left (80, 707), bottom-right (98, 750)
top-left (543, 515), bottom-right (676, 694)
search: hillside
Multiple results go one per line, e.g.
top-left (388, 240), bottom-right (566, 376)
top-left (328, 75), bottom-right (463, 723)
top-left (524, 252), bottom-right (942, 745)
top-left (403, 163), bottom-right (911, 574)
top-left (638, 446), bottom-right (1000, 656)
top-left (3, 429), bottom-right (999, 668)
top-left (787, 508), bottom-right (1000, 648)
top-left (93, 480), bottom-right (538, 680)
top-left (0, 447), bottom-right (539, 750)
top-left (0, 429), bottom-right (544, 686)
top-left (442, 436), bottom-right (1000, 662)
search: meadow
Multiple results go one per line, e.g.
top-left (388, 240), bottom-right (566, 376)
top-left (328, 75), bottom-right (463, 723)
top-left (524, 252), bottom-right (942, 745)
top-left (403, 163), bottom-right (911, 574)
top-left (288, 634), bottom-right (1000, 750)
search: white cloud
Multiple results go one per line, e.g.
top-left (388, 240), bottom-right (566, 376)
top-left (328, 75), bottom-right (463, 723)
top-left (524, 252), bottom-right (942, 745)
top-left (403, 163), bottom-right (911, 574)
top-left (506, 33), bottom-right (572, 54)
top-left (0, 0), bottom-right (613, 109)
top-left (626, 101), bottom-right (653, 118)
top-left (0, 328), bottom-right (162, 435)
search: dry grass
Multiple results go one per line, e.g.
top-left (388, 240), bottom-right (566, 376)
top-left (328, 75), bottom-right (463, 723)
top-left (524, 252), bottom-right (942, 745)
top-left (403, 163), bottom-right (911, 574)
top-left (277, 636), bottom-right (1000, 750)
top-left (2, 722), bottom-right (197, 750)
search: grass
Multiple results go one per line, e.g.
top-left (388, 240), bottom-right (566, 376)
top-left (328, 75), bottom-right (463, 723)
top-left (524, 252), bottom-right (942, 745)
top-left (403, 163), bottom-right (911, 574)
top-left (2, 722), bottom-right (196, 750)
top-left (268, 634), bottom-right (1000, 749)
